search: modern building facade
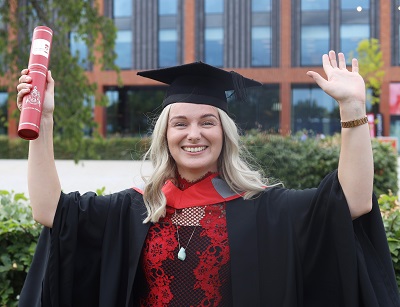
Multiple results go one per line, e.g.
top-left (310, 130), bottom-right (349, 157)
top-left (4, 0), bottom-right (400, 139)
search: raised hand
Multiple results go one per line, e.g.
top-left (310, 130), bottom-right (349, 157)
top-left (306, 50), bottom-right (366, 109)
top-left (16, 69), bottom-right (55, 118)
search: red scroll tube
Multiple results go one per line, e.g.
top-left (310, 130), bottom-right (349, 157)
top-left (18, 26), bottom-right (53, 140)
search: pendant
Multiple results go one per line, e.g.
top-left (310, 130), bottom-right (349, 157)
top-left (178, 247), bottom-right (186, 261)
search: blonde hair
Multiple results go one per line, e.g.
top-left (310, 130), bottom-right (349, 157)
top-left (142, 105), bottom-right (267, 223)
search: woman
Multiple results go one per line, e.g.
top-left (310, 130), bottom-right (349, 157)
top-left (17, 51), bottom-right (399, 306)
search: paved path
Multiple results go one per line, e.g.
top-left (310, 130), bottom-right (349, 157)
top-left (0, 159), bottom-right (153, 195)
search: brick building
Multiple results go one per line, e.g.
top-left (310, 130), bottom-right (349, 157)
top-left (4, 0), bottom-right (400, 139)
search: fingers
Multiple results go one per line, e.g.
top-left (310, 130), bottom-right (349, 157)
top-left (337, 52), bottom-right (346, 69)
top-left (325, 51), bottom-right (347, 70)
top-left (352, 58), bottom-right (359, 73)
top-left (306, 71), bottom-right (327, 90)
top-left (16, 68), bottom-right (32, 110)
top-left (328, 50), bottom-right (338, 68)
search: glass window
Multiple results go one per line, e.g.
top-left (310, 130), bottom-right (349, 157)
top-left (399, 23), bottom-right (400, 65)
top-left (292, 86), bottom-right (340, 135)
top-left (115, 30), bottom-right (132, 69)
top-left (0, 92), bottom-right (7, 135)
top-left (340, 24), bottom-right (369, 58)
top-left (228, 85), bottom-right (280, 132)
top-left (205, 28), bottom-right (224, 66)
top-left (159, 29), bottom-right (178, 67)
top-left (251, 26), bottom-right (271, 66)
top-left (301, 0), bottom-right (329, 11)
top-left (113, 0), bottom-right (132, 17)
top-left (205, 0), bottom-right (224, 13)
top-left (301, 25), bottom-right (329, 65)
top-left (341, 0), bottom-right (370, 10)
top-left (159, 0), bottom-right (178, 15)
top-left (252, 0), bottom-right (272, 12)
top-left (105, 87), bottom-right (166, 136)
top-left (70, 32), bottom-right (89, 70)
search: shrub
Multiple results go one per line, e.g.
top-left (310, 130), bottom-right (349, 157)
top-left (0, 190), bottom-right (41, 306)
top-left (243, 132), bottom-right (398, 196)
top-left (378, 192), bottom-right (400, 289)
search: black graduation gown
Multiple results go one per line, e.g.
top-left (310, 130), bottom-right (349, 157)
top-left (19, 171), bottom-right (400, 307)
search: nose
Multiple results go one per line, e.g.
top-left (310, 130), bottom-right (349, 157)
top-left (187, 124), bottom-right (201, 141)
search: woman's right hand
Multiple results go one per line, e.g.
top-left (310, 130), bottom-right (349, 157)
top-left (16, 68), bottom-right (55, 118)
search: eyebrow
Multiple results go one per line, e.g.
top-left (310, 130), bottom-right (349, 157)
top-left (169, 113), bottom-right (219, 122)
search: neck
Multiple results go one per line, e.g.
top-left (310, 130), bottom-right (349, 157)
top-left (176, 168), bottom-right (217, 182)
top-left (176, 171), bottom-right (216, 190)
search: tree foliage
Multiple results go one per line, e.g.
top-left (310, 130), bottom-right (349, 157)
top-left (355, 38), bottom-right (385, 107)
top-left (0, 0), bottom-right (119, 160)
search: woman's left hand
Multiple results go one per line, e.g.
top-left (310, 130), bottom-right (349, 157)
top-left (306, 50), bottom-right (366, 110)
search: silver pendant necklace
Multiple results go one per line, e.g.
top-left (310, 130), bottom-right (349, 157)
top-left (175, 224), bottom-right (197, 261)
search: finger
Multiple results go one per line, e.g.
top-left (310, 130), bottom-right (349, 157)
top-left (338, 52), bottom-right (346, 69)
top-left (306, 71), bottom-right (328, 90)
top-left (352, 58), bottom-right (359, 73)
top-left (20, 68), bottom-right (29, 75)
top-left (16, 87), bottom-right (31, 105)
top-left (328, 50), bottom-right (337, 68)
top-left (322, 53), bottom-right (333, 74)
top-left (18, 75), bottom-right (32, 84)
top-left (16, 82), bottom-right (32, 94)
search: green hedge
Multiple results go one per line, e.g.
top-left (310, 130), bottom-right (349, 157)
top-left (0, 191), bottom-right (41, 306)
top-left (244, 132), bottom-right (398, 197)
top-left (378, 192), bottom-right (400, 289)
top-left (1, 132), bottom-right (398, 196)
top-left (0, 136), bottom-right (149, 160)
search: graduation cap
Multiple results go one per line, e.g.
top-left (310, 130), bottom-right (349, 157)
top-left (137, 62), bottom-right (262, 112)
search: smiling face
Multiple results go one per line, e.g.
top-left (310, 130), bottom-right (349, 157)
top-left (167, 103), bottom-right (224, 181)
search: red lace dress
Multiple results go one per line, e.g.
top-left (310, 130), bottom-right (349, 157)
top-left (137, 174), bottom-right (233, 306)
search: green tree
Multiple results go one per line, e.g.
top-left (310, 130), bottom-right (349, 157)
top-left (0, 0), bottom-right (119, 160)
top-left (354, 38), bottom-right (385, 115)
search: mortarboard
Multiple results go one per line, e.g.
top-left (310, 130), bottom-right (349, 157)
top-left (137, 62), bottom-right (262, 112)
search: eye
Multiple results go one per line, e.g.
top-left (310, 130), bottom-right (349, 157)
top-left (202, 121), bottom-right (216, 126)
top-left (172, 122), bottom-right (187, 127)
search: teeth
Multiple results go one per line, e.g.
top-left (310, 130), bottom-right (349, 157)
top-left (183, 146), bottom-right (207, 153)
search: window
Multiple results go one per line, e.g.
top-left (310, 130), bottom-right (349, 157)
top-left (340, 24), bottom-right (370, 59)
top-left (340, 0), bottom-right (370, 61)
top-left (159, 0), bottom-right (178, 15)
top-left (115, 30), bottom-right (132, 69)
top-left (251, 27), bottom-right (271, 66)
top-left (205, 0), bottom-right (224, 13)
top-left (113, 0), bottom-right (132, 18)
top-left (341, 0), bottom-right (370, 10)
top-left (392, 1), bottom-right (400, 65)
top-left (159, 29), bottom-right (178, 67)
top-left (203, 0), bottom-right (224, 66)
top-left (299, 0), bottom-right (329, 66)
top-left (301, 26), bottom-right (329, 66)
top-left (0, 92), bottom-right (7, 135)
top-left (292, 85), bottom-right (372, 135)
top-left (251, 0), bottom-right (272, 66)
top-left (158, 0), bottom-right (180, 67)
top-left (294, 0), bottom-right (375, 66)
top-left (105, 87), bottom-right (166, 136)
top-left (292, 86), bottom-right (341, 135)
top-left (205, 28), bottom-right (224, 66)
top-left (252, 0), bottom-right (271, 12)
top-left (70, 32), bottom-right (89, 70)
top-left (228, 85), bottom-right (280, 132)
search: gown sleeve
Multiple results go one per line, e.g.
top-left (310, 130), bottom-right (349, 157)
top-left (290, 170), bottom-right (400, 307)
top-left (18, 188), bottom-right (148, 307)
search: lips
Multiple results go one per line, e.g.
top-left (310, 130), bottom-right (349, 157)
top-left (182, 146), bottom-right (207, 153)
